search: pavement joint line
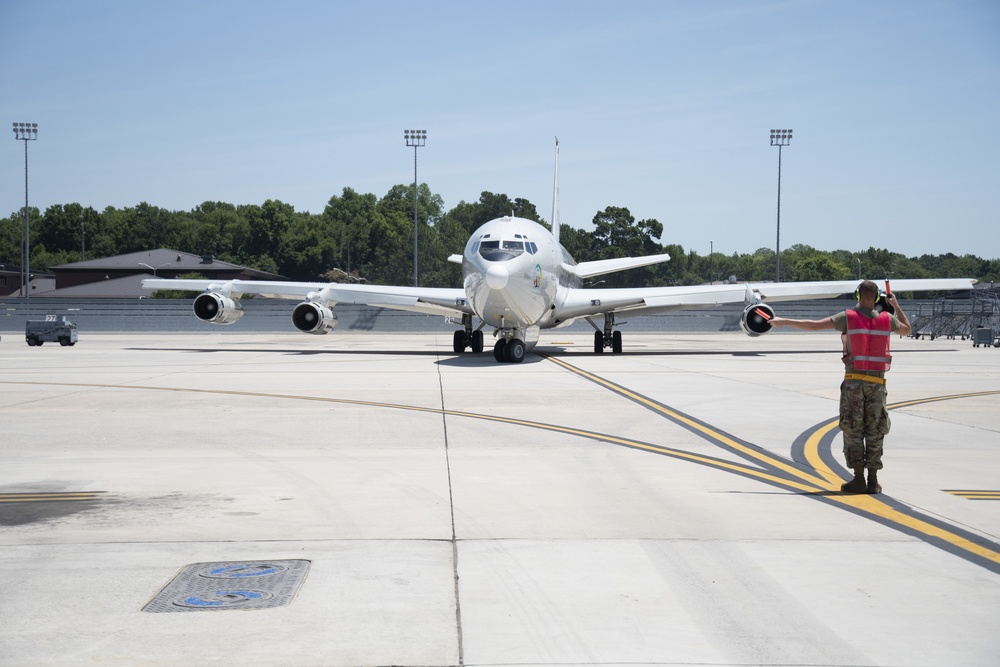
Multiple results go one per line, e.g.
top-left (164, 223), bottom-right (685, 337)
top-left (435, 351), bottom-right (465, 666)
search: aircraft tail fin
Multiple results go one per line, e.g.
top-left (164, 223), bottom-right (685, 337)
top-left (551, 137), bottom-right (560, 245)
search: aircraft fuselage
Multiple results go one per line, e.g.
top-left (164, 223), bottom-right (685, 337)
top-left (461, 216), bottom-right (569, 340)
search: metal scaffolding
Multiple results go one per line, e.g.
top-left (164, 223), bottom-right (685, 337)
top-left (909, 286), bottom-right (1000, 346)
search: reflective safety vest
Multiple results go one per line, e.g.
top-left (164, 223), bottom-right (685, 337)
top-left (843, 309), bottom-right (892, 372)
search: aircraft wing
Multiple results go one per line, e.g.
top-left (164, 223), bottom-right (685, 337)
top-left (141, 278), bottom-right (472, 317)
top-left (555, 278), bottom-right (977, 321)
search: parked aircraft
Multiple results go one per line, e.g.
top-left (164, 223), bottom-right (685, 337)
top-left (143, 141), bottom-right (976, 363)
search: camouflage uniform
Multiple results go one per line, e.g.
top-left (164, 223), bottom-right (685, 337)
top-left (831, 308), bottom-right (902, 471)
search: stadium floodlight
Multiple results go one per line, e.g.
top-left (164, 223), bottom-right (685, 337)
top-left (769, 129), bottom-right (793, 282)
top-left (404, 130), bottom-right (427, 287)
top-left (12, 123), bottom-right (38, 299)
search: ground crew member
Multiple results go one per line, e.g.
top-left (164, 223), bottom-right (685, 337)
top-left (769, 280), bottom-right (911, 494)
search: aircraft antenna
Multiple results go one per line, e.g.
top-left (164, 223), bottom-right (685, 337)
top-left (551, 137), bottom-right (560, 244)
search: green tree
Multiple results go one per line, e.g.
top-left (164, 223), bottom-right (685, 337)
top-left (323, 188), bottom-right (379, 276)
top-left (789, 254), bottom-right (851, 281)
top-left (376, 183), bottom-right (444, 286)
top-left (590, 206), bottom-right (664, 287)
top-left (558, 225), bottom-right (598, 264)
top-left (127, 202), bottom-right (174, 252)
top-left (182, 201), bottom-right (247, 259)
top-left (37, 203), bottom-right (98, 259)
top-left (591, 206), bottom-right (663, 258)
top-left (0, 208), bottom-right (38, 267)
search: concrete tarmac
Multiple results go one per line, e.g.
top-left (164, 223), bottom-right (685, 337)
top-left (1, 331), bottom-right (998, 666)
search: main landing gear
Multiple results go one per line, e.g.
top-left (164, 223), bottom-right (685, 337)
top-left (591, 312), bottom-right (623, 354)
top-left (493, 337), bottom-right (526, 363)
top-left (453, 314), bottom-right (485, 354)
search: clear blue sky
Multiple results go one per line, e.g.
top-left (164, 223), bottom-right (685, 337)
top-left (2, 0), bottom-right (998, 260)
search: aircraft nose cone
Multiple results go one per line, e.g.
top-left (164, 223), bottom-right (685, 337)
top-left (485, 264), bottom-right (509, 290)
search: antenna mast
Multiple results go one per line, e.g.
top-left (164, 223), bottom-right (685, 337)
top-left (551, 137), bottom-right (560, 244)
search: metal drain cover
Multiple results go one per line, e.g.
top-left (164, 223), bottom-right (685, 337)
top-left (142, 560), bottom-right (310, 613)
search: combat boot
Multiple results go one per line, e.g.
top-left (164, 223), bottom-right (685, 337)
top-left (867, 470), bottom-right (881, 494)
top-left (841, 468), bottom-right (868, 494)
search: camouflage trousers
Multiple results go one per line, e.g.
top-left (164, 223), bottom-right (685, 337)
top-left (839, 379), bottom-right (891, 470)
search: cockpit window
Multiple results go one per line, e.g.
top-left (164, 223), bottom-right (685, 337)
top-left (479, 239), bottom-right (525, 262)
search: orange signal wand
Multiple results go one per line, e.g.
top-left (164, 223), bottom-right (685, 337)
top-left (885, 279), bottom-right (892, 297)
top-left (754, 308), bottom-right (772, 320)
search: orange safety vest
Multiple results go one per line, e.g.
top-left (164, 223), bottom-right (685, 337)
top-left (843, 309), bottom-right (892, 372)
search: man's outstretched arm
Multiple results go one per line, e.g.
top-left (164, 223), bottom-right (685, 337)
top-left (769, 316), bottom-right (838, 331)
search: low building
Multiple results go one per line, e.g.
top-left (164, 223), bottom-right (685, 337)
top-left (0, 264), bottom-right (55, 297)
top-left (0, 263), bottom-right (24, 297)
top-left (37, 249), bottom-right (284, 298)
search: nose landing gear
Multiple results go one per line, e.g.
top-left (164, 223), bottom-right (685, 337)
top-left (493, 337), bottom-right (526, 363)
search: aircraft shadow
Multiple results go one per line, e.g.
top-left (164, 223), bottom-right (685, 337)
top-left (125, 347), bottom-right (548, 366)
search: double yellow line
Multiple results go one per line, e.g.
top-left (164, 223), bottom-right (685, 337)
top-left (945, 490), bottom-right (1000, 500)
top-left (0, 491), bottom-right (104, 503)
top-left (542, 356), bottom-right (1000, 572)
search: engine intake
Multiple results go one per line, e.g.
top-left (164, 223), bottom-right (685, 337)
top-left (193, 293), bottom-right (244, 325)
top-left (292, 302), bottom-right (337, 335)
top-left (740, 303), bottom-right (774, 337)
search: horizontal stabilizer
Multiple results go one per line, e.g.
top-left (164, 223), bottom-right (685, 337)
top-left (567, 253), bottom-right (671, 279)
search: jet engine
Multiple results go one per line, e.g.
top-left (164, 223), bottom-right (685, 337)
top-left (193, 293), bottom-right (244, 325)
top-left (292, 301), bottom-right (337, 335)
top-left (740, 302), bottom-right (774, 337)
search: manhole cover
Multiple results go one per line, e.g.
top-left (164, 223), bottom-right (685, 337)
top-left (173, 590), bottom-right (274, 608)
top-left (142, 560), bottom-right (309, 613)
top-left (197, 563), bottom-right (289, 579)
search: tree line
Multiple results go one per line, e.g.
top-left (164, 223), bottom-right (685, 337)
top-left (2, 184), bottom-right (998, 288)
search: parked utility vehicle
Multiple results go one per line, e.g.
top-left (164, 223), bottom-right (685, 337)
top-left (25, 316), bottom-right (78, 346)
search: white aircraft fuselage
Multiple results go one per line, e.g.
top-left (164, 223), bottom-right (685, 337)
top-left (461, 215), bottom-right (571, 339)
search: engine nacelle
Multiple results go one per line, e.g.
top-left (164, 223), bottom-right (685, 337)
top-left (292, 301), bottom-right (337, 335)
top-left (740, 302), bottom-right (774, 337)
top-left (193, 292), bottom-right (244, 325)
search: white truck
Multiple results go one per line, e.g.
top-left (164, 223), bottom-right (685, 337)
top-left (25, 315), bottom-right (78, 346)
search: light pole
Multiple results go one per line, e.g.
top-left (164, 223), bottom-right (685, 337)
top-left (138, 262), bottom-right (171, 277)
top-left (770, 128), bottom-right (792, 282)
top-left (13, 122), bottom-right (38, 299)
top-left (709, 241), bottom-right (714, 284)
top-left (404, 129), bottom-right (426, 287)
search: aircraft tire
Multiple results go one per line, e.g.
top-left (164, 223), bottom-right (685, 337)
top-left (594, 331), bottom-right (604, 354)
top-left (453, 330), bottom-right (466, 353)
top-left (494, 339), bottom-right (507, 362)
top-left (504, 338), bottom-right (526, 363)
top-left (471, 330), bottom-right (484, 353)
top-left (612, 330), bottom-right (623, 354)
